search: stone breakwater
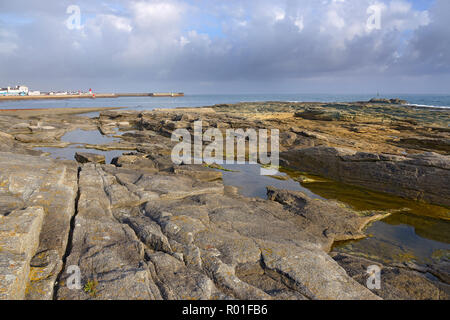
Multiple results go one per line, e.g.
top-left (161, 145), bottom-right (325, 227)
top-left (0, 102), bottom-right (449, 300)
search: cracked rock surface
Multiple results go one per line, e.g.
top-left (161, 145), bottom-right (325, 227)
top-left (0, 152), bottom-right (78, 299)
top-left (54, 162), bottom-right (381, 300)
top-left (0, 150), bottom-right (384, 300)
top-left (0, 103), bottom-right (449, 300)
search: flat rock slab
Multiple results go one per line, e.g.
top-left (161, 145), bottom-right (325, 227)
top-left (0, 152), bottom-right (78, 300)
top-left (281, 146), bottom-right (450, 207)
top-left (332, 253), bottom-right (450, 300)
top-left (266, 187), bottom-right (390, 251)
top-left (54, 162), bottom-right (381, 300)
top-left (75, 152), bottom-right (106, 164)
top-left (259, 241), bottom-right (380, 300)
top-left (0, 207), bottom-right (44, 300)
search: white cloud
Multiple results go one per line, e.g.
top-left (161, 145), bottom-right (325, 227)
top-left (130, 1), bottom-right (184, 30)
top-left (0, 0), bottom-right (448, 92)
top-left (294, 16), bottom-right (304, 32)
top-left (104, 14), bottom-right (132, 32)
top-left (273, 8), bottom-right (286, 21)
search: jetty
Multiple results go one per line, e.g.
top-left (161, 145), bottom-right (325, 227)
top-left (0, 92), bottom-right (184, 101)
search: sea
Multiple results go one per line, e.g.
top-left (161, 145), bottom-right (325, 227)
top-left (1, 93), bottom-right (450, 111)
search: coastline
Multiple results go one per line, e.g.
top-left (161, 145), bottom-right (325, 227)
top-left (0, 106), bottom-right (125, 117)
top-left (0, 100), bottom-right (448, 300)
top-left (0, 92), bottom-right (184, 101)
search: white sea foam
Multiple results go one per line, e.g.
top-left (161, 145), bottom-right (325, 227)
top-left (409, 104), bottom-right (450, 109)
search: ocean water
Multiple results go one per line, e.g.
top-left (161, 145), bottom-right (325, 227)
top-left (1, 93), bottom-right (450, 111)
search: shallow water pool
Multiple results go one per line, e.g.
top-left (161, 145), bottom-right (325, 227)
top-left (215, 163), bottom-right (450, 267)
top-left (35, 129), bottom-right (128, 164)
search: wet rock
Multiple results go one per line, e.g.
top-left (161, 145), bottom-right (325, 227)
top-left (422, 258), bottom-right (450, 285)
top-left (369, 98), bottom-right (407, 105)
top-left (266, 187), bottom-right (390, 251)
top-left (281, 146), bottom-right (450, 207)
top-left (294, 108), bottom-right (352, 122)
top-left (75, 152), bottom-right (106, 164)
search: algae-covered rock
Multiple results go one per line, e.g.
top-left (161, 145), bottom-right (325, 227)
top-left (281, 147), bottom-right (450, 207)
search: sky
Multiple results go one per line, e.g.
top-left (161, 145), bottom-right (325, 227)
top-left (0, 0), bottom-right (449, 94)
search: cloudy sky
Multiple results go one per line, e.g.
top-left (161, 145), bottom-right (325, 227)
top-left (0, 0), bottom-right (449, 93)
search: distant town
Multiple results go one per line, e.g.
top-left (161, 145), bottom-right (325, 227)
top-left (0, 85), bottom-right (98, 97)
top-left (0, 85), bottom-right (184, 100)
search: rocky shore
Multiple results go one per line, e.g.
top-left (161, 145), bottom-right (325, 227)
top-left (0, 101), bottom-right (448, 300)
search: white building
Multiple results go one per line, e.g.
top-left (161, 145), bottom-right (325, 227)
top-left (0, 85), bottom-right (29, 96)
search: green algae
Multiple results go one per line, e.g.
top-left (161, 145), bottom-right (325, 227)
top-left (279, 167), bottom-right (450, 265)
top-left (280, 167), bottom-right (450, 221)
